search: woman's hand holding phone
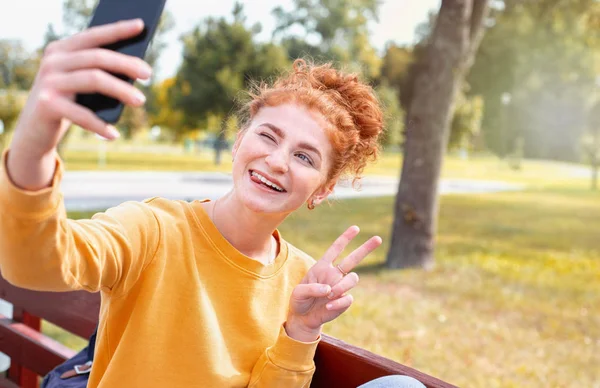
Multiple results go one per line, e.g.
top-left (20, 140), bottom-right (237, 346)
top-left (7, 19), bottom-right (152, 191)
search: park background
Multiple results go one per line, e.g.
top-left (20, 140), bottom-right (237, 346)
top-left (0, 1), bottom-right (599, 387)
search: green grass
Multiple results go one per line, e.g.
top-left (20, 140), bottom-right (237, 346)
top-left (63, 149), bottom-right (234, 172)
top-left (55, 186), bottom-right (600, 387)
top-left (42, 321), bottom-right (88, 350)
top-left (279, 190), bottom-right (600, 388)
top-left (363, 152), bottom-right (592, 190)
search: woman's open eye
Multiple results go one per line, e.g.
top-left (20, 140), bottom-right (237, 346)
top-left (296, 153), bottom-right (314, 166)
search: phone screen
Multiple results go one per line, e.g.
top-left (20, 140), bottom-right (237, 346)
top-left (75, 0), bottom-right (167, 124)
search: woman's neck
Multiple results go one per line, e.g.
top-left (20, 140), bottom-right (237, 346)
top-left (209, 192), bottom-right (283, 265)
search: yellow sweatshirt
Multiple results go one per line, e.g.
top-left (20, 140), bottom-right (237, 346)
top-left (0, 150), bottom-right (320, 387)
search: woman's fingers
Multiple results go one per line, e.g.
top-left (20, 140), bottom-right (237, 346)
top-left (49, 70), bottom-right (146, 106)
top-left (291, 283), bottom-right (332, 301)
top-left (320, 226), bottom-right (360, 265)
top-left (38, 92), bottom-right (120, 140)
top-left (47, 19), bottom-right (144, 54)
top-left (327, 272), bottom-right (359, 300)
top-left (7, 19), bottom-right (143, 160)
top-left (325, 294), bottom-right (354, 311)
top-left (45, 49), bottom-right (152, 81)
top-left (336, 236), bottom-right (382, 274)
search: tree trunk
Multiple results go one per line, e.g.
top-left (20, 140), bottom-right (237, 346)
top-left (386, 0), bottom-right (490, 269)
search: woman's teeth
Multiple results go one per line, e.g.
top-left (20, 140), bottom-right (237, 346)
top-left (251, 171), bottom-right (284, 192)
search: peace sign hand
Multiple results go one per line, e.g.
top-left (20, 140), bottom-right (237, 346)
top-left (284, 226), bottom-right (382, 342)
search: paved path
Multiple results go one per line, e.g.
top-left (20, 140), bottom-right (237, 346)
top-left (60, 170), bottom-right (524, 211)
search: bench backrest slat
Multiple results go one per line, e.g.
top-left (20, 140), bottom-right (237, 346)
top-left (0, 277), bottom-right (99, 339)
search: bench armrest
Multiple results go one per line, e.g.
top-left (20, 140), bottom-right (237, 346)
top-left (311, 334), bottom-right (457, 388)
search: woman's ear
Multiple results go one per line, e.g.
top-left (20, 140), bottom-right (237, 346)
top-left (311, 179), bottom-right (337, 206)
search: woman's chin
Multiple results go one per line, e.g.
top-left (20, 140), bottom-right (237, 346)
top-left (237, 192), bottom-right (301, 215)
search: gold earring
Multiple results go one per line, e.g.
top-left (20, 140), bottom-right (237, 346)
top-left (308, 199), bottom-right (315, 210)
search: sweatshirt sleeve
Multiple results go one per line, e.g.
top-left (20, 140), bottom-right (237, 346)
top-left (248, 323), bottom-right (320, 387)
top-left (0, 149), bottom-right (161, 296)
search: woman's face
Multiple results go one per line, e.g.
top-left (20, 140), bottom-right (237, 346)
top-left (231, 103), bottom-right (335, 215)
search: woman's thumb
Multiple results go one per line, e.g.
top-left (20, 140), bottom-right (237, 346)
top-left (291, 283), bottom-right (331, 301)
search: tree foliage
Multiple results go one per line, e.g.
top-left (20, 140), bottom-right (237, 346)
top-left (272, 0), bottom-right (382, 79)
top-left (379, 44), bottom-right (413, 103)
top-left (0, 90), bottom-right (27, 149)
top-left (148, 77), bottom-right (185, 136)
top-left (170, 3), bottom-right (289, 162)
top-left (449, 92), bottom-right (484, 151)
top-left (172, 3), bottom-right (289, 130)
top-left (0, 41), bottom-right (37, 90)
top-left (375, 83), bottom-right (404, 149)
top-left (468, 0), bottom-right (600, 161)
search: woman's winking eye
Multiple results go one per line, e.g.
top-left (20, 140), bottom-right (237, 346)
top-left (259, 131), bottom-right (315, 167)
top-left (260, 132), bottom-right (276, 142)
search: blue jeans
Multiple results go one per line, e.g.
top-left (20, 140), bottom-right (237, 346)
top-left (357, 375), bottom-right (426, 388)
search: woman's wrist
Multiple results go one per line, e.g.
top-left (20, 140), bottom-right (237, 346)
top-left (6, 144), bottom-right (57, 191)
top-left (284, 317), bottom-right (321, 342)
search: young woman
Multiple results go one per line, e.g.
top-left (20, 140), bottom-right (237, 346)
top-left (0, 19), bottom-right (425, 388)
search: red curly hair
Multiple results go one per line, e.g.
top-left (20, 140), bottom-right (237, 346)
top-left (239, 59), bottom-right (384, 186)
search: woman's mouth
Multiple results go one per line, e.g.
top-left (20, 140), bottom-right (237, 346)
top-left (249, 170), bottom-right (286, 193)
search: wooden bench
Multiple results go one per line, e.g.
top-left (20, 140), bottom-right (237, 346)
top-left (0, 276), bottom-right (456, 388)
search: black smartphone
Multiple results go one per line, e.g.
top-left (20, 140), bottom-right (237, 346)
top-left (75, 0), bottom-right (167, 124)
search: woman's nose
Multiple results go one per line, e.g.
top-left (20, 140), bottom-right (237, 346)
top-left (265, 149), bottom-right (289, 173)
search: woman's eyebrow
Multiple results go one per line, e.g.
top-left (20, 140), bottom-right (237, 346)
top-left (261, 122), bottom-right (322, 159)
